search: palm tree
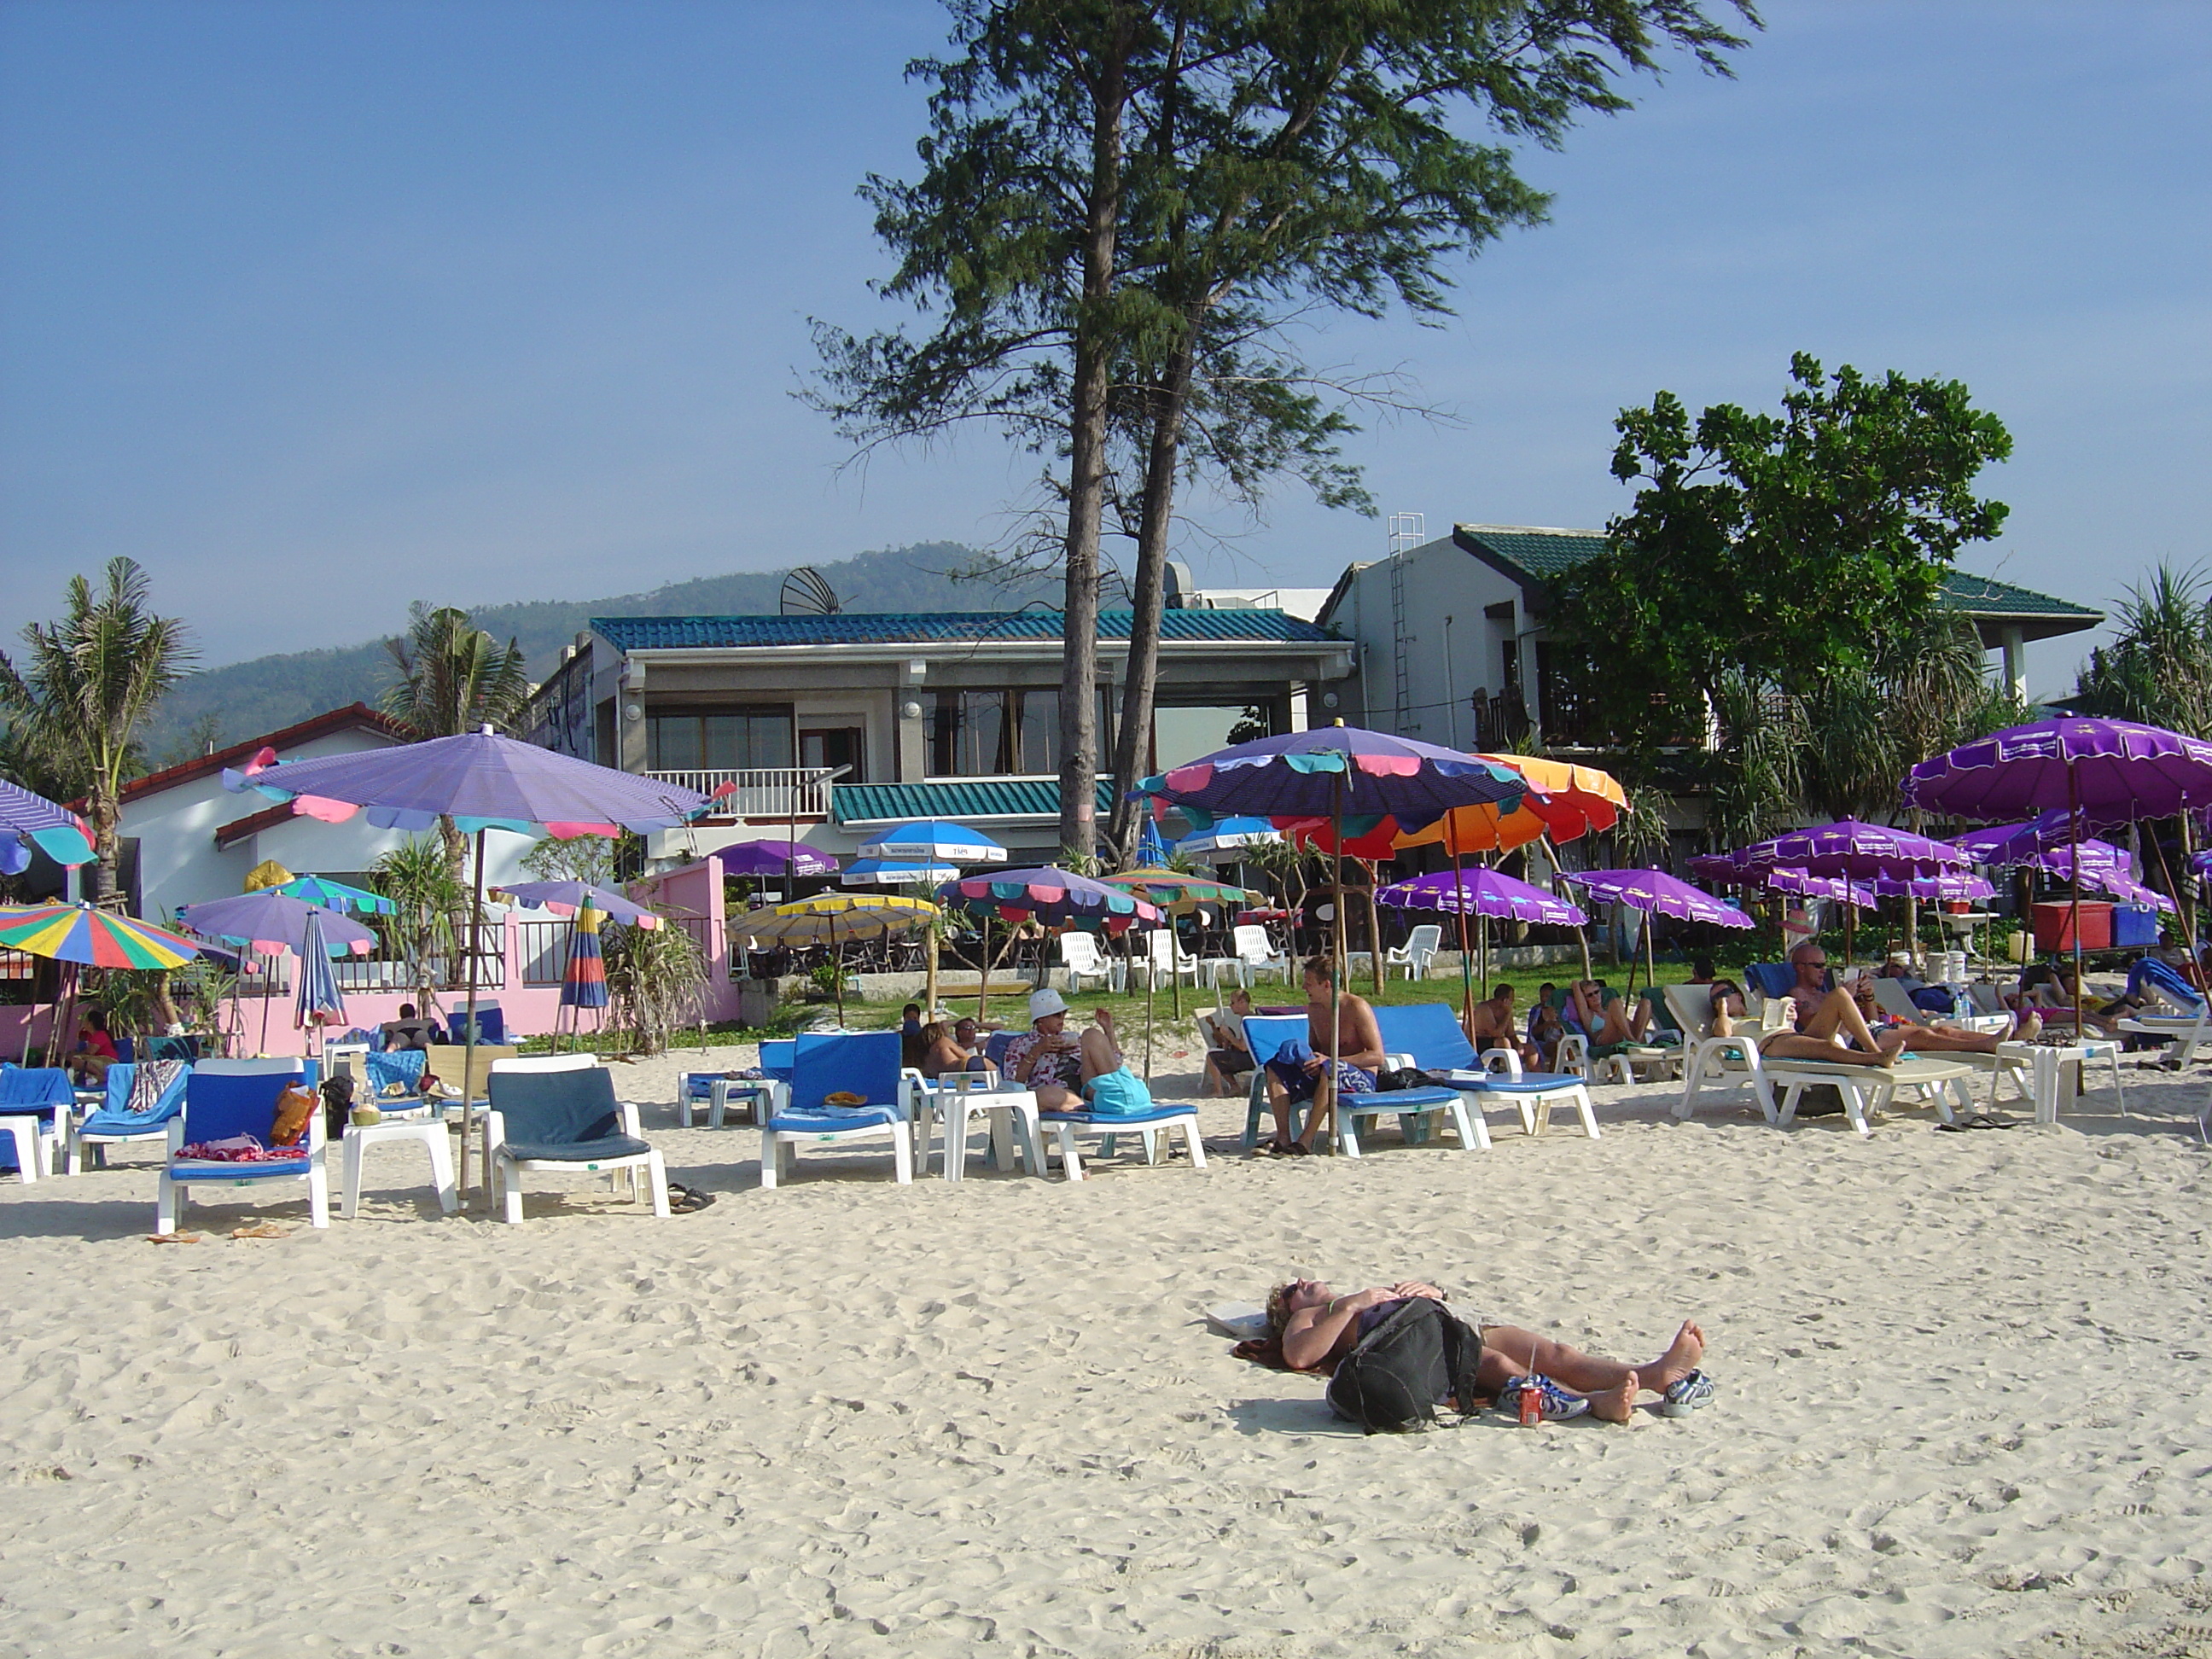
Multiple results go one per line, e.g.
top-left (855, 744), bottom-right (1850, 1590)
top-left (380, 602), bottom-right (532, 882)
top-left (371, 833), bottom-right (467, 1014)
top-left (0, 557), bottom-right (195, 906)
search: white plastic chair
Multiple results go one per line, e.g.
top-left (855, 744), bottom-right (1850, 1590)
top-left (156, 1059), bottom-right (323, 1232)
top-left (1057, 930), bottom-right (1124, 993)
top-left (1385, 924), bottom-right (1443, 981)
top-left (482, 1055), bottom-right (669, 1223)
top-left (1202, 923), bottom-right (1290, 989)
top-left (1471, 1047), bottom-right (1600, 1138)
top-left (1139, 928), bottom-right (1201, 989)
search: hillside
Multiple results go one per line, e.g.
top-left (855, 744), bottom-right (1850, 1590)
top-left (141, 542), bottom-right (1064, 759)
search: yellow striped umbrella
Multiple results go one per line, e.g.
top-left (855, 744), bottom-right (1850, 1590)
top-left (729, 895), bottom-right (939, 1025)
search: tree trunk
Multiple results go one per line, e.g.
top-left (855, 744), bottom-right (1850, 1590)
top-left (88, 785), bottom-right (120, 907)
top-left (1055, 21), bottom-right (1132, 863)
top-left (1105, 330), bottom-right (1199, 862)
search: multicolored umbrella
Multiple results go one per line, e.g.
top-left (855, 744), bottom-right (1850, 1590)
top-left (1904, 719), bottom-right (2212, 987)
top-left (0, 902), bottom-right (204, 968)
top-left (718, 838), bottom-right (842, 878)
top-left (177, 891), bottom-right (378, 957)
top-left (939, 868), bottom-right (1161, 932)
top-left (728, 894), bottom-right (940, 1025)
top-left (1394, 754), bottom-right (1626, 857)
top-left (272, 874), bottom-right (396, 916)
top-left (0, 780), bottom-right (93, 876)
top-left (490, 879), bottom-right (660, 928)
top-left (858, 821), bottom-right (1008, 864)
top-left (841, 858), bottom-right (959, 888)
top-left (1098, 868), bottom-right (1253, 916)
top-left (1377, 868), bottom-right (1586, 928)
top-left (1560, 869), bottom-right (1754, 929)
top-left (561, 904), bottom-right (610, 1011)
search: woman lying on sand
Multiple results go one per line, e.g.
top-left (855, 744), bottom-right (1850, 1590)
top-left (1256, 1277), bottom-right (1711, 1423)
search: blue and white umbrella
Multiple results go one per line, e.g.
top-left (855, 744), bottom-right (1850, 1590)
top-left (1173, 815), bottom-right (1281, 863)
top-left (842, 858), bottom-right (961, 888)
top-left (294, 909), bottom-right (346, 1040)
top-left (856, 820), bottom-right (1007, 865)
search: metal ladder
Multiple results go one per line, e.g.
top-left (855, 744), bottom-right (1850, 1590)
top-left (1386, 513), bottom-right (1424, 731)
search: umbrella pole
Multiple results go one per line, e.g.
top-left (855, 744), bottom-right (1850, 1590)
top-left (832, 917), bottom-right (845, 1027)
top-left (458, 828), bottom-right (486, 1208)
top-left (977, 916), bottom-right (990, 1026)
top-left (1450, 846), bottom-right (1475, 1033)
top-left (1644, 905), bottom-right (1657, 1000)
top-left (1324, 768), bottom-right (1346, 1152)
top-left (259, 960), bottom-right (271, 1056)
top-left (1141, 930), bottom-right (1154, 1081)
top-left (924, 923), bottom-right (940, 1022)
top-left (2069, 760), bottom-right (2085, 1016)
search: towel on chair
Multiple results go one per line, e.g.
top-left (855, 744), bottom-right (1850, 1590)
top-left (127, 1060), bottom-right (186, 1115)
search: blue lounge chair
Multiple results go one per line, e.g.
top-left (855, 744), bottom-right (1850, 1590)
top-left (1240, 1008), bottom-right (1487, 1156)
top-left (1035, 1097), bottom-right (1206, 1180)
top-left (1382, 1003), bottom-right (1599, 1140)
top-left (0, 1065), bottom-right (75, 1181)
top-left (482, 1055), bottom-right (667, 1223)
top-left (156, 1059), bottom-right (322, 1231)
top-left (760, 1032), bottom-right (916, 1188)
top-left (68, 1060), bottom-right (194, 1173)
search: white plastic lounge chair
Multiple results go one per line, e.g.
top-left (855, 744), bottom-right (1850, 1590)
top-left (68, 1059), bottom-right (193, 1173)
top-left (1202, 923), bottom-right (1291, 990)
top-left (1755, 1053), bottom-right (1979, 1138)
top-left (1465, 1046), bottom-right (1602, 1138)
top-left (0, 1065), bottom-right (77, 1182)
top-left (1385, 924), bottom-right (1443, 981)
top-left (482, 1055), bottom-right (669, 1223)
top-left (1036, 1097), bottom-right (1207, 1179)
top-left (156, 1059), bottom-right (323, 1231)
top-left (760, 1031), bottom-right (917, 1188)
top-left (1057, 930), bottom-right (1123, 994)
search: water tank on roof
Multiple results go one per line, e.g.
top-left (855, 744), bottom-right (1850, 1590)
top-left (1164, 562), bottom-right (1196, 608)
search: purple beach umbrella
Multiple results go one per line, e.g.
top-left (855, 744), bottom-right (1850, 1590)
top-left (1722, 819), bottom-right (1970, 881)
top-left (490, 879), bottom-right (661, 929)
top-left (1562, 869), bottom-right (1754, 928)
top-left (718, 838), bottom-right (842, 879)
top-left (1377, 867), bottom-right (1586, 928)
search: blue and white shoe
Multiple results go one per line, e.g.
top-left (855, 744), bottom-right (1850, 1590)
top-left (1659, 1370), bottom-right (1716, 1418)
top-left (1498, 1375), bottom-right (1590, 1422)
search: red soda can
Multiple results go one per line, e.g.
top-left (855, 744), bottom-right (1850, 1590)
top-left (1518, 1380), bottom-right (1544, 1427)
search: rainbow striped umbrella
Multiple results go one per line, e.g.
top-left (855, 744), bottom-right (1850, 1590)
top-left (0, 903), bottom-right (203, 969)
top-left (561, 903), bottom-right (610, 1011)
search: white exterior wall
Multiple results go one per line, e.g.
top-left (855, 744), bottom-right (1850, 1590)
top-left (120, 729), bottom-right (533, 923)
top-left (1332, 538), bottom-right (1534, 744)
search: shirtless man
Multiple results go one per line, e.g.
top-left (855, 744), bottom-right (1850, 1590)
top-left (1784, 941), bottom-right (1833, 1023)
top-left (1267, 1275), bottom-right (1710, 1424)
top-left (1259, 958), bottom-right (1384, 1155)
top-left (1466, 982), bottom-right (1535, 1068)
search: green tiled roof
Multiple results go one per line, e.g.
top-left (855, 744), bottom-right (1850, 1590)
top-left (1453, 522), bottom-right (2099, 622)
top-left (596, 609), bottom-right (1336, 650)
top-left (834, 779), bottom-right (1117, 825)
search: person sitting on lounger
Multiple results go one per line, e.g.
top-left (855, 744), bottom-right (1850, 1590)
top-left (1713, 980), bottom-right (1901, 1067)
top-left (1527, 985), bottom-right (1569, 1068)
top-left (917, 1020), bottom-right (993, 1080)
top-left (70, 1009), bottom-right (119, 1086)
top-left (1258, 958), bottom-right (1385, 1155)
top-left (1202, 989), bottom-right (1257, 1096)
top-left (1785, 941), bottom-right (1835, 1022)
top-left (1003, 989), bottom-right (1130, 1110)
top-left (1569, 980), bottom-right (1638, 1059)
top-left (1466, 982), bottom-right (1537, 1068)
top-left (1259, 1275), bottom-right (1710, 1424)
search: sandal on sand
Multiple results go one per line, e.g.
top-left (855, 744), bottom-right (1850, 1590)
top-left (1659, 1370), bottom-right (1716, 1417)
top-left (1936, 1114), bottom-right (2017, 1132)
top-left (1497, 1375), bottom-right (1590, 1423)
top-left (669, 1184), bottom-right (716, 1213)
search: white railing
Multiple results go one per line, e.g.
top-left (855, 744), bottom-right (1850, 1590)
top-left (646, 766), bottom-right (839, 818)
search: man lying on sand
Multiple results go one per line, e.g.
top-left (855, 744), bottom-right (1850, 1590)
top-left (1256, 1276), bottom-right (1711, 1423)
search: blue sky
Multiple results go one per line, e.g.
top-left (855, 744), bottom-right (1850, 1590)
top-left (2, 1), bottom-right (2205, 696)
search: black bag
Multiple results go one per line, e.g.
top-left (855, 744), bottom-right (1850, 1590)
top-left (319, 1074), bottom-right (355, 1142)
top-left (1325, 1297), bottom-right (1485, 1434)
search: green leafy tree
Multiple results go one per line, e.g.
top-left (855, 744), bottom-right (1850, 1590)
top-left (1555, 353), bottom-right (2014, 757)
top-left (371, 833), bottom-right (468, 1013)
top-left (0, 557), bottom-right (195, 905)
top-left (380, 602), bottom-right (531, 881)
top-left (819, 0), bottom-right (1754, 859)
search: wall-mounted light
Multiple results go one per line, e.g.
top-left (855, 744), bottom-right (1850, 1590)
top-left (1321, 691), bottom-right (1340, 710)
top-left (624, 702), bottom-right (643, 723)
top-left (900, 701), bottom-right (923, 720)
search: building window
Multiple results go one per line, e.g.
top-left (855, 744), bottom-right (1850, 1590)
top-left (928, 688), bottom-right (1115, 776)
top-left (648, 707), bottom-right (795, 772)
top-left (800, 727), bottom-right (865, 782)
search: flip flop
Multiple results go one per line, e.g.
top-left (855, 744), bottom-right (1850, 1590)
top-left (1658, 1370), bottom-right (1716, 1417)
top-left (668, 1184), bottom-right (717, 1213)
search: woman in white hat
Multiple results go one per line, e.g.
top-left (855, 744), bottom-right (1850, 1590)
top-left (1003, 987), bottom-right (1134, 1111)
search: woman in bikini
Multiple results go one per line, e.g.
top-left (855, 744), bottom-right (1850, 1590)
top-left (1260, 1277), bottom-right (1711, 1423)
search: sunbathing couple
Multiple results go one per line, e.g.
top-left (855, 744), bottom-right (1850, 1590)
top-left (1264, 1276), bottom-right (1711, 1423)
top-left (1714, 942), bottom-right (2011, 1066)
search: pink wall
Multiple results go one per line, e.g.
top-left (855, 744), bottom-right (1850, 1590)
top-left (633, 853), bottom-right (738, 1023)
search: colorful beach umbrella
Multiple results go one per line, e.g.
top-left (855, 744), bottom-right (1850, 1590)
top-left (272, 874), bottom-right (396, 916)
top-left (0, 780), bottom-right (94, 876)
top-left (1099, 867), bottom-right (1252, 915)
top-left (0, 902), bottom-right (204, 968)
top-left (1377, 867), bottom-right (1586, 928)
top-left (490, 879), bottom-right (660, 928)
top-left (560, 904), bottom-right (610, 1011)
top-left (177, 891), bottom-right (378, 957)
top-left (841, 858), bottom-right (960, 888)
top-left (858, 821), bottom-right (1009, 864)
top-left (1171, 816), bottom-right (1282, 861)
top-left (294, 909), bottom-right (346, 1041)
top-left (729, 894), bottom-right (939, 1026)
top-left (1394, 754), bottom-right (1625, 857)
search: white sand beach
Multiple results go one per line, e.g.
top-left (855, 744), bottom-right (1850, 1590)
top-left (3, 1045), bottom-right (2210, 1658)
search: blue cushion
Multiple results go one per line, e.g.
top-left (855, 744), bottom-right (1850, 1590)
top-left (1374, 1004), bottom-right (1478, 1073)
top-left (180, 1069), bottom-right (302, 1145)
top-left (768, 1106), bottom-right (901, 1133)
top-left (169, 1157), bottom-right (313, 1179)
top-left (1039, 1104), bottom-right (1196, 1126)
top-left (791, 1031), bottom-right (899, 1112)
top-left (502, 1134), bottom-right (652, 1164)
top-left (364, 1051), bottom-right (426, 1095)
top-left (0, 1067), bottom-right (75, 1109)
top-left (760, 1039), bottom-right (798, 1081)
top-left (488, 1067), bottom-right (624, 1148)
top-left (1469, 1073), bottom-right (1585, 1092)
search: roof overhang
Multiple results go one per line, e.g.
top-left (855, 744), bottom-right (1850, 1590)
top-left (1964, 610), bottom-right (2105, 645)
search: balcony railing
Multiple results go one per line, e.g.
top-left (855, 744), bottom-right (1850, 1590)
top-left (645, 766), bottom-right (838, 818)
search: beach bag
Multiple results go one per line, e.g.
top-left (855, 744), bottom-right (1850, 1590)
top-left (1083, 1066), bottom-right (1153, 1116)
top-left (1325, 1297), bottom-right (1484, 1434)
top-left (271, 1085), bottom-right (318, 1147)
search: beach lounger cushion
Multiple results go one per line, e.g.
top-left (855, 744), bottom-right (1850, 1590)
top-left (486, 1067), bottom-right (644, 1161)
top-left (769, 1104), bottom-right (903, 1133)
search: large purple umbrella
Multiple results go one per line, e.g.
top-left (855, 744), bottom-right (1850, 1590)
top-left (1871, 870), bottom-right (1997, 901)
top-left (1767, 867), bottom-right (1877, 908)
top-left (224, 728), bottom-right (714, 1202)
top-left (490, 879), bottom-right (661, 929)
top-left (1905, 718), bottom-right (2212, 989)
top-left (1722, 819), bottom-right (1970, 881)
top-left (1563, 869), bottom-right (1755, 928)
top-left (1377, 867), bottom-right (1586, 928)
top-left (718, 837), bottom-right (841, 879)
top-left (2043, 851), bottom-right (2175, 912)
top-left (1953, 812), bottom-right (2128, 864)
top-left (0, 779), bottom-right (94, 876)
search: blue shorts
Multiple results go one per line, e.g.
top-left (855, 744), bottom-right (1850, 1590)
top-left (1265, 1041), bottom-right (1377, 1105)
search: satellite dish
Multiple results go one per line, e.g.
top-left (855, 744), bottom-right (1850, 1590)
top-left (780, 567), bottom-right (841, 616)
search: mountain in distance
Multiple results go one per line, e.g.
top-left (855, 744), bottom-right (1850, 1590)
top-left (142, 542), bottom-right (1063, 761)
